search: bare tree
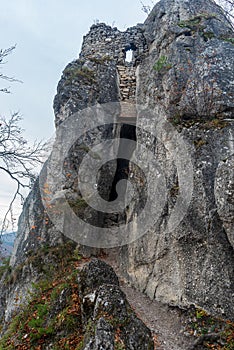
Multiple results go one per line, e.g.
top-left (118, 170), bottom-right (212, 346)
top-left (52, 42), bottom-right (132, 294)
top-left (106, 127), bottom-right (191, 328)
top-left (0, 46), bottom-right (22, 94)
top-left (140, 0), bottom-right (234, 24)
top-left (216, 0), bottom-right (234, 24)
top-left (0, 113), bottom-right (47, 234)
top-left (140, 1), bottom-right (158, 15)
top-left (0, 47), bottom-right (48, 235)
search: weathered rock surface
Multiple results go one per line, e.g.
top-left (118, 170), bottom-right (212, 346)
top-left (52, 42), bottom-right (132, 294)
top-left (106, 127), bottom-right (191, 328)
top-left (0, 256), bottom-right (154, 349)
top-left (0, 1), bottom-right (234, 343)
top-left (120, 0), bottom-right (234, 320)
top-left (141, 0), bottom-right (234, 119)
top-left (79, 259), bottom-right (153, 350)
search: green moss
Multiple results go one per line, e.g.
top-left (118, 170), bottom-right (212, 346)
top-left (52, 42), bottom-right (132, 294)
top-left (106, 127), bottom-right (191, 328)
top-left (169, 114), bottom-right (182, 126)
top-left (169, 113), bottom-right (228, 130)
top-left (178, 17), bottom-right (202, 28)
top-left (89, 55), bottom-right (112, 64)
top-left (56, 307), bottom-right (78, 333)
top-left (79, 144), bottom-right (90, 153)
top-left (75, 340), bottom-right (84, 350)
top-left (0, 243), bottom-right (83, 349)
top-left (178, 13), bottom-right (217, 29)
top-left (3, 241), bottom-right (76, 287)
top-left (185, 307), bottom-right (234, 349)
top-left (115, 344), bottom-right (126, 350)
top-left (64, 65), bottom-right (96, 85)
top-left (221, 37), bottom-right (234, 45)
top-left (50, 282), bottom-right (70, 302)
top-left (69, 198), bottom-right (88, 211)
top-left (153, 55), bottom-right (172, 72)
top-left (0, 257), bottom-right (11, 279)
top-left (203, 118), bottom-right (228, 129)
top-left (202, 31), bottom-right (215, 41)
top-left (194, 138), bottom-right (207, 149)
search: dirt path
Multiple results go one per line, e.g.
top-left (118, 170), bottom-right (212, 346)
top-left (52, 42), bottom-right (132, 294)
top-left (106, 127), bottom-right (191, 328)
top-left (102, 254), bottom-right (195, 350)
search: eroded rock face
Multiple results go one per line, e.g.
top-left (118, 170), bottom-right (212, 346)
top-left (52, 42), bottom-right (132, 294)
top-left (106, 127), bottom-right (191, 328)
top-left (0, 256), bottom-right (154, 349)
top-left (121, 0), bottom-right (234, 319)
top-left (79, 260), bottom-right (153, 350)
top-left (141, 0), bottom-right (234, 119)
top-left (215, 156), bottom-right (234, 248)
top-left (1, 0), bottom-right (234, 330)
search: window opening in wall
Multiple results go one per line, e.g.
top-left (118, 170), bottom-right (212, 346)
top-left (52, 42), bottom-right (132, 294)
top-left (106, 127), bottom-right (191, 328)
top-left (125, 49), bottom-right (134, 63)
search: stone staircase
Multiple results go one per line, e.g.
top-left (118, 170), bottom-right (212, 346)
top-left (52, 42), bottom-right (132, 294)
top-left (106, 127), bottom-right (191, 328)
top-left (117, 65), bottom-right (137, 123)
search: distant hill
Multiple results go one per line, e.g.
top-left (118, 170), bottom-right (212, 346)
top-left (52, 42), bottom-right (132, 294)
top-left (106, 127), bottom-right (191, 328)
top-left (0, 232), bottom-right (16, 259)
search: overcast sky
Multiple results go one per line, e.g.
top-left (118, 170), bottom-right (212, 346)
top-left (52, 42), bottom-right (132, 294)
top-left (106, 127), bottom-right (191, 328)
top-left (0, 0), bottom-right (153, 230)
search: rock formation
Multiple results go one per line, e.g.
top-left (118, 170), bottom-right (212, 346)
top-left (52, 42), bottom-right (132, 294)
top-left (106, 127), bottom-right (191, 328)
top-left (0, 253), bottom-right (153, 349)
top-left (0, 0), bottom-right (234, 347)
top-left (121, 0), bottom-right (234, 320)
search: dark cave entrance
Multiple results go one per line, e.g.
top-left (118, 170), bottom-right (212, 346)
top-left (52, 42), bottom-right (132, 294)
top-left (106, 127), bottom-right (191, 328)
top-left (109, 123), bottom-right (137, 202)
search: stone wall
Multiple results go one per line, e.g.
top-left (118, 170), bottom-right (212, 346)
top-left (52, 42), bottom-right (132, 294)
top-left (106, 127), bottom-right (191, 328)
top-left (54, 23), bottom-right (144, 126)
top-left (80, 23), bottom-right (148, 65)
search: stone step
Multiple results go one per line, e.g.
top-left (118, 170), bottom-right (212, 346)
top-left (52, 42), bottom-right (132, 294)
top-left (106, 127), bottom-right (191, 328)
top-left (119, 102), bottom-right (137, 119)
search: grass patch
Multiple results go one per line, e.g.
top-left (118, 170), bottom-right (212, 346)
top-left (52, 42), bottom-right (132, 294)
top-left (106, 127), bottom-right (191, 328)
top-left (169, 114), bottom-right (228, 131)
top-left (220, 37), bottom-right (234, 45)
top-left (194, 138), bottom-right (208, 149)
top-left (0, 243), bottom-right (85, 350)
top-left (64, 65), bottom-right (96, 85)
top-left (0, 257), bottom-right (11, 280)
top-left (178, 13), bottom-right (217, 29)
top-left (153, 55), bottom-right (172, 72)
top-left (203, 31), bottom-right (215, 41)
top-left (89, 55), bottom-right (113, 64)
top-left (185, 307), bottom-right (234, 349)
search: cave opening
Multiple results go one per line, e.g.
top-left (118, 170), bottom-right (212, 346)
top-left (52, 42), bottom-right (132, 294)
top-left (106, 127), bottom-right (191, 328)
top-left (109, 123), bottom-right (137, 202)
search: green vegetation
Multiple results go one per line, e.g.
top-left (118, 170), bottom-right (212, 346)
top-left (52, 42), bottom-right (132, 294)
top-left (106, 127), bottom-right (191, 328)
top-left (204, 118), bottom-right (228, 129)
top-left (0, 258), bottom-right (11, 279)
top-left (64, 65), bottom-right (96, 85)
top-left (203, 31), bottom-right (215, 41)
top-left (169, 114), bottom-right (228, 131)
top-left (178, 17), bottom-right (202, 28)
top-left (115, 342), bottom-right (126, 350)
top-left (0, 243), bottom-right (84, 350)
top-left (221, 37), bottom-right (234, 45)
top-left (69, 198), bottom-right (88, 211)
top-left (185, 307), bottom-right (234, 349)
top-left (89, 55), bottom-right (113, 64)
top-left (79, 144), bottom-right (90, 153)
top-left (79, 145), bottom-right (101, 160)
top-left (178, 13), bottom-right (217, 29)
top-left (177, 13), bottom-right (234, 45)
top-left (177, 13), bottom-right (220, 43)
top-left (194, 138), bottom-right (208, 149)
top-left (169, 113), bottom-right (182, 126)
top-left (153, 55), bottom-right (172, 72)
top-left (2, 242), bottom-right (78, 287)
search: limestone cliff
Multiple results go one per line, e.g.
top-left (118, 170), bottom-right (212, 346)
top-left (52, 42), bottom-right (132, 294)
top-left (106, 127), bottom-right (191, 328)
top-left (121, 0), bottom-right (234, 319)
top-left (0, 0), bottom-right (234, 347)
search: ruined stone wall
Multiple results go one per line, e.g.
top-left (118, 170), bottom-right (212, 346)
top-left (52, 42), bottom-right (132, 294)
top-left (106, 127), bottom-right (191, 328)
top-left (80, 23), bottom-right (148, 65)
top-left (54, 23), bottom-right (146, 126)
top-left (117, 65), bottom-right (136, 102)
